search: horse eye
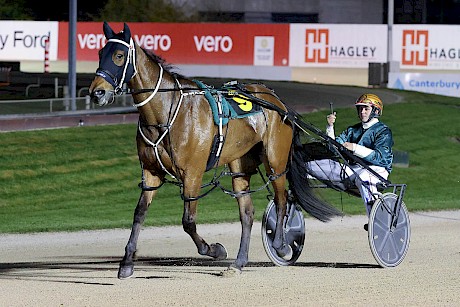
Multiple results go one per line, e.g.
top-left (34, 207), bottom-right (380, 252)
top-left (112, 51), bottom-right (125, 66)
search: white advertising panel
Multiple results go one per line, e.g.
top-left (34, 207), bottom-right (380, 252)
top-left (393, 25), bottom-right (460, 70)
top-left (389, 72), bottom-right (460, 98)
top-left (289, 24), bottom-right (387, 68)
top-left (0, 21), bottom-right (58, 61)
top-left (253, 36), bottom-right (275, 66)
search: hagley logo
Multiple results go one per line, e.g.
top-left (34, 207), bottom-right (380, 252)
top-left (402, 30), bottom-right (428, 66)
top-left (305, 29), bottom-right (329, 63)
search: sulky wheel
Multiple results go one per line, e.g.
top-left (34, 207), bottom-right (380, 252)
top-left (368, 193), bottom-right (411, 268)
top-left (261, 199), bottom-right (305, 266)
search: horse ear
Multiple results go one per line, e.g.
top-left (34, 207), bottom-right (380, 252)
top-left (103, 21), bottom-right (115, 39)
top-left (123, 23), bottom-right (131, 42)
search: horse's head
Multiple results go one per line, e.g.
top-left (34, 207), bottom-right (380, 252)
top-left (89, 22), bottom-right (137, 106)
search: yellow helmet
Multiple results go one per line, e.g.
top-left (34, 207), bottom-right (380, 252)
top-left (355, 94), bottom-right (383, 116)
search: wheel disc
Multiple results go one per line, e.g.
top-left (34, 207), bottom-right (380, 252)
top-left (368, 193), bottom-right (411, 268)
top-left (261, 200), bottom-right (305, 266)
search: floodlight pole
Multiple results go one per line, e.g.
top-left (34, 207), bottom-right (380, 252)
top-left (387, 0), bottom-right (394, 71)
top-left (68, 0), bottom-right (77, 111)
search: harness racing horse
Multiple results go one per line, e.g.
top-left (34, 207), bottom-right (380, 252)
top-left (89, 22), bottom-right (342, 278)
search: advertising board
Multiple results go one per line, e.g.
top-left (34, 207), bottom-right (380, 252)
top-left (0, 21), bottom-right (58, 61)
top-left (393, 24), bottom-right (460, 70)
top-left (389, 72), bottom-right (460, 98)
top-left (57, 22), bottom-right (289, 66)
top-left (289, 24), bottom-right (387, 68)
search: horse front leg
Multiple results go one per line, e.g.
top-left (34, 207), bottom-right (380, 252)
top-left (118, 173), bottom-right (160, 279)
top-left (182, 178), bottom-right (228, 261)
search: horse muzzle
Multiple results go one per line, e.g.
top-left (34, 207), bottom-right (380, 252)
top-left (90, 88), bottom-right (114, 106)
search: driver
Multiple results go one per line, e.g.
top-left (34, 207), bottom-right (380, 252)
top-left (306, 94), bottom-right (394, 231)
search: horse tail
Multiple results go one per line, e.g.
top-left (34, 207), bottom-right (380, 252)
top-left (287, 124), bottom-right (343, 222)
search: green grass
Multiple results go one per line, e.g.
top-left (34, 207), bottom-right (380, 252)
top-left (0, 90), bottom-right (459, 233)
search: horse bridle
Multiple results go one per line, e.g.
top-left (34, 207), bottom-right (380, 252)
top-left (96, 36), bottom-right (168, 108)
top-left (96, 37), bottom-right (138, 95)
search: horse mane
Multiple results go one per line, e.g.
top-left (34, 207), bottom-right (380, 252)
top-left (140, 47), bottom-right (186, 80)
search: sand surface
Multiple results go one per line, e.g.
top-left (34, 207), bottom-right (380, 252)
top-left (1, 210), bottom-right (459, 306)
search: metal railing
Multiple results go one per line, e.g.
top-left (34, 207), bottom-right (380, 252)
top-left (0, 94), bottom-right (135, 117)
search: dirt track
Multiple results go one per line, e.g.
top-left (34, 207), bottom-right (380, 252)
top-left (0, 82), bottom-right (456, 305)
top-left (1, 210), bottom-right (459, 306)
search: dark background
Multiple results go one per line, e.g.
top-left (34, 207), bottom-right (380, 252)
top-left (20, 0), bottom-right (460, 24)
top-left (25, 0), bottom-right (108, 21)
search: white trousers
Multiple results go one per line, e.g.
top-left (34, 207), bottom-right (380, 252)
top-left (306, 159), bottom-right (389, 216)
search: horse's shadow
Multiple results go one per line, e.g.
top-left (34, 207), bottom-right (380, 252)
top-left (0, 255), bottom-right (380, 284)
top-left (130, 256), bottom-right (380, 269)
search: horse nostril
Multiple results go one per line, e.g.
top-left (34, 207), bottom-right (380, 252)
top-left (90, 89), bottom-right (105, 99)
top-left (90, 89), bottom-right (106, 104)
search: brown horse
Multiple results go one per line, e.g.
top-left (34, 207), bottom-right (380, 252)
top-left (89, 22), bottom-right (341, 279)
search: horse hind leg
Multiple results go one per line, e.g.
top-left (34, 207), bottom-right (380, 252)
top-left (118, 174), bottom-right (160, 279)
top-left (220, 158), bottom-right (256, 277)
top-left (269, 175), bottom-right (293, 259)
top-left (263, 135), bottom-right (293, 259)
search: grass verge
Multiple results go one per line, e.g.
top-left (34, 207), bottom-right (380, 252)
top-left (0, 90), bottom-right (458, 233)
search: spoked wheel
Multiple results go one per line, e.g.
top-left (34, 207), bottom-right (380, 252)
top-left (261, 199), bottom-right (305, 266)
top-left (368, 193), bottom-right (411, 268)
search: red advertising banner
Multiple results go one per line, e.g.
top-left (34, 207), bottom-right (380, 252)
top-left (58, 22), bottom-right (289, 66)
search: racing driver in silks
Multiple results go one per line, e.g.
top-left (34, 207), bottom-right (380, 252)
top-left (306, 94), bottom-right (394, 231)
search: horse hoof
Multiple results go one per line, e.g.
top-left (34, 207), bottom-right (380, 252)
top-left (118, 265), bottom-right (134, 279)
top-left (277, 245), bottom-right (293, 261)
top-left (219, 266), bottom-right (242, 278)
top-left (282, 245), bottom-right (293, 260)
top-left (210, 243), bottom-right (228, 260)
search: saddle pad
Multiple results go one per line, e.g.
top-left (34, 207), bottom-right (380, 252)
top-left (223, 90), bottom-right (262, 118)
top-left (193, 80), bottom-right (262, 126)
top-left (194, 79), bottom-right (230, 126)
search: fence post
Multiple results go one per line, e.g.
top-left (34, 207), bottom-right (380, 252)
top-left (54, 78), bottom-right (59, 98)
top-left (63, 86), bottom-right (70, 111)
top-left (85, 95), bottom-right (91, 110)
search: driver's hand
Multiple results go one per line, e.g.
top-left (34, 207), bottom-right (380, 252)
top-left (327, 112), bottom-right (336, 126)
top-left (343, 142), bottom-right (355, 152)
